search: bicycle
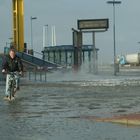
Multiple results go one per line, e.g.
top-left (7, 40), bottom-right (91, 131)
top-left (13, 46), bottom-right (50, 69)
top-left (4, 71), bottom-right (21, 101)
top-left (8, 72), bottom-right (18, 100)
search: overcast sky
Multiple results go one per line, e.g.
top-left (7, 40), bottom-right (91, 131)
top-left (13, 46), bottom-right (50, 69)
top-left (1, 0), bottom-right (140, 63)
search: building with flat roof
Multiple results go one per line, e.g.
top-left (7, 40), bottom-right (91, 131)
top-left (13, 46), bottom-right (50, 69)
top-left (42, 45), bottom-right (99, 67)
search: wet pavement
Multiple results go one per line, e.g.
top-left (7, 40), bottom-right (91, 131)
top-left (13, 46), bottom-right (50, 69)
top-left (1, 70), bottom-right (140, 140)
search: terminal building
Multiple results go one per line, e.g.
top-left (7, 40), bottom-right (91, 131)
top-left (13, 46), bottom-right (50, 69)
top-left (42, 45), bottom-right (99, 67)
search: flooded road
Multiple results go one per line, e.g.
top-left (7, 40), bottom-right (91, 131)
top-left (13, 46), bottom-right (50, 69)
top-left (1, 70), bottom-right (140, 140)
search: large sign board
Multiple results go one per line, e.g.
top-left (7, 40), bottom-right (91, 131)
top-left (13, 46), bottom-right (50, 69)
top-left (78, 19), bottom-right (109, 30)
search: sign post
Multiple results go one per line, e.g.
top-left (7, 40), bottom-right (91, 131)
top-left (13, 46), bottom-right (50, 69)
top-left (77, 19), bottom-right (109, 74)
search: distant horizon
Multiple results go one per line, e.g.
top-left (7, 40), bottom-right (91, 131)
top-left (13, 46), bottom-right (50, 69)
top-left (1, 0), bottom-right (140, 63)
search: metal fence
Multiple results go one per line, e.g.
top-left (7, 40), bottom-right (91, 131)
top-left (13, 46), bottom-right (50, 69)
top-left (27, 70), bottom-right (48, 82)
top-left (0, 71), bottom-right (48, 83)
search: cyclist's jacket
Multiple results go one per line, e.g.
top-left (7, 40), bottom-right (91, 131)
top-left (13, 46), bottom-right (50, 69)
top-left (2, 55), bottom-right (23, 72)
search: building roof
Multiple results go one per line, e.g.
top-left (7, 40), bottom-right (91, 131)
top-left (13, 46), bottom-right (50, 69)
top-left (44, 45), bottom-right (99, 52)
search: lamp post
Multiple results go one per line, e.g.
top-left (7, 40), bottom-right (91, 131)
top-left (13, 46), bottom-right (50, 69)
top-left (42, 24), bottom-right (48, 61)
top-left (107, 0), bottom-right (121, 75)
top-left (30, 16), bottom-right (37, 52)
top-left (43, 24), bottom-right (48, 49)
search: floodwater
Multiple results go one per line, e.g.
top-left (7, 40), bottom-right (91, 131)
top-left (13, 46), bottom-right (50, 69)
top-left (1, 68), bottom-right (140, 140)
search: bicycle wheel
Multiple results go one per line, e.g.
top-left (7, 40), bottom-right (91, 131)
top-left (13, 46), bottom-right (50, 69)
top-left (9, 80), bottom-right (14, 100)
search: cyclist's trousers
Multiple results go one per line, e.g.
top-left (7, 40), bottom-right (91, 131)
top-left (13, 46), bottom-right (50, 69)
top-left (5, 74), bottom-right (19, 96)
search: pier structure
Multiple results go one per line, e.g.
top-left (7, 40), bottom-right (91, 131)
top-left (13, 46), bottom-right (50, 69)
top-left (42, 45), bottom-right (98, 67)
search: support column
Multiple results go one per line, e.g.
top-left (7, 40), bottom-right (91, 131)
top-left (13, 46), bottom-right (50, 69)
top-left (83, 51), bottom-right (85, 62)
top-left (12, 0), bottom-right (24, 52)
top-left (59, 50), bottom-right (62, 64)
top-left (48, 51), bottom-right (50, 61)
top-left (53, 51), bottom-right (55, 63)
top-left (65, 50), bottom-right (68, 65)
top-left (92, 32), bottom-right (98, 74)
top-left (73, 30), bottom-right (82, 69)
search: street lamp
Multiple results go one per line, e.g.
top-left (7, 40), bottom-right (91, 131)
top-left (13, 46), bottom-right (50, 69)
top-left (107, 0), bottom-right (121, 75)
top-left (43, 24), bottom-right (48, 49)
top-left (30, 16), bottom-right (37, 51)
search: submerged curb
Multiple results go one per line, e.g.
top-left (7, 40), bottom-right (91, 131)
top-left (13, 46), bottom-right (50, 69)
top-left (95, 113), bottom-right (140, 126)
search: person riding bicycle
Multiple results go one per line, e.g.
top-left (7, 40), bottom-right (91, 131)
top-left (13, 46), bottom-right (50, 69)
top-left (2, 48), bottom-right (23, 99)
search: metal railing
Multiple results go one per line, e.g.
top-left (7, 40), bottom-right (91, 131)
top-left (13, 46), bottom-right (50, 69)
top-left (27, 70), bottom-right (48, 82)
top-left (17, 52), bottom-right (60, 69)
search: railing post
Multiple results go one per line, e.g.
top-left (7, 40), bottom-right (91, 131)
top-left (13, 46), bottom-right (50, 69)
top-left (40, 71), bottom-right (42, 81)
top-left (29, 71), bottom-right (31, 80)
top-left (45, 71), bottom-right (47, 82)
top-left (34, 70), bottom-right (36, 81)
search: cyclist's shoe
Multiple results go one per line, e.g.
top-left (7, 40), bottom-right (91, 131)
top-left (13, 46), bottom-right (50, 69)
top-left (4, 96), bottom-right (10, 100)
top-left (9, 96), bottom-right (15, 101)
top-left (11, 96), bottom-right (15, 100)
top-left (4, 96), bottom-right (15, 101)
top-left (3, 96), bottom-right (8, 99)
